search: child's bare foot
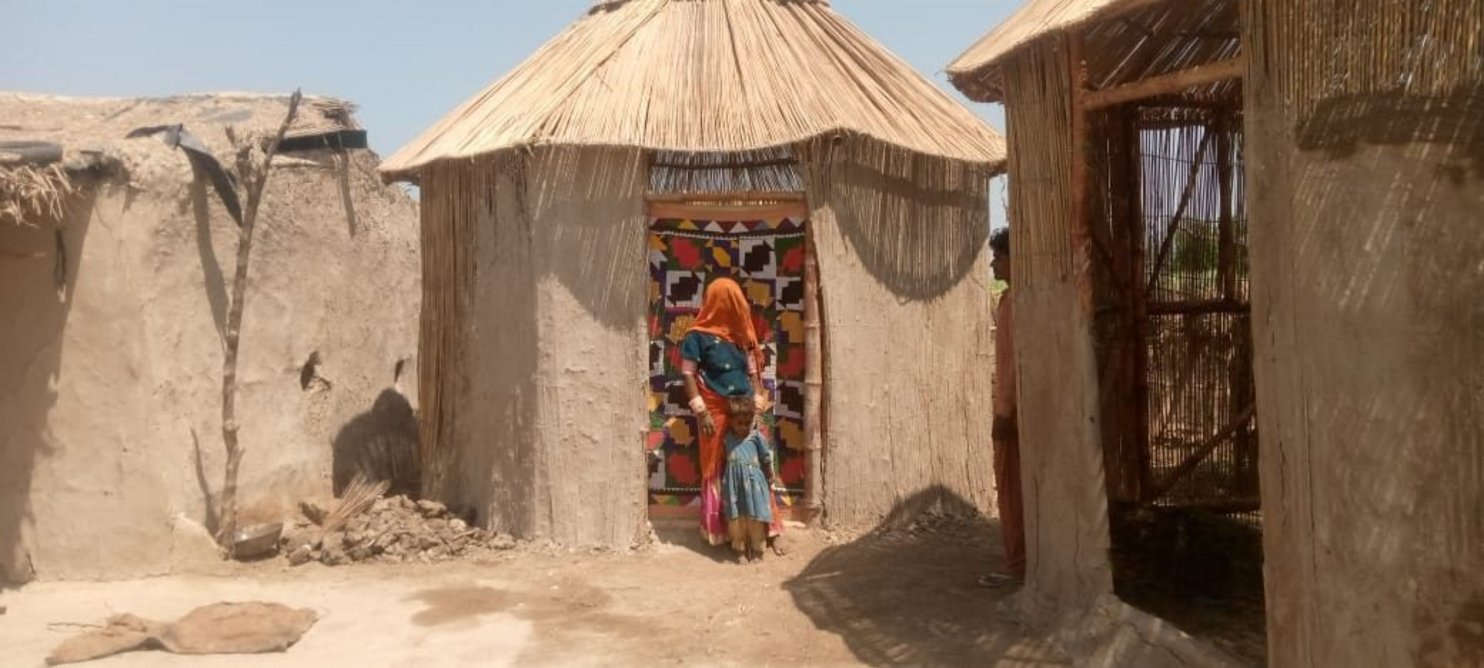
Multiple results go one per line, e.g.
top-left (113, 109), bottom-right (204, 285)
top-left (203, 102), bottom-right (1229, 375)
top-left (770, 535), bottom-right (792, 557)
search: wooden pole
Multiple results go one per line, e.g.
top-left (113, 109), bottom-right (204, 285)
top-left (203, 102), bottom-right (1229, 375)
top-left (1116, 109), bottom-right (1149, 504)
top-left (1084, 57), bottom-right (1245, 110)
top-left (1148, 402), bottom-right (1256, 500)
top-left (1144, 131), bottom-right (1216, 297)
top-left (1216, 114), bottom-right (1237, 301)
top-left (1069, 32), bottom-right (1094, 314)
top-left (1147, 298), bottom-right (1250, 316)
top-left (643, 191), bottom-right (806, 203)
top-left (802, 222), bottom-right (824, 522)
top-left (217, 90), bottom-right (303, 553)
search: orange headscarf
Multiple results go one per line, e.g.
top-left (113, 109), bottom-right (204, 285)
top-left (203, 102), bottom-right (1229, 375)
top-left (688, 277), bottom-right (761, 367)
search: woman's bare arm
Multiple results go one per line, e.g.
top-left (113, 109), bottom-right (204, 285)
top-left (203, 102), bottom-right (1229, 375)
top-left (682, 370), bottom-right (717, 436)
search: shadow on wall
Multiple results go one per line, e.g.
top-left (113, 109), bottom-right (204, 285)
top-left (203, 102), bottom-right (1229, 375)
top-left (784, 486), bottom-right (1050, 666)
top-left (527, 146), bottom-right (648, 331)
top-left (0, 184), bottom-right (96, 584)
top-left (187, 166), bottom-right (230, 343)
top-left (1296, 84), bottom-right (1484, 182)
top-left (332, 388), bottom-right (420, 498)
top-left (817, 140), bottom-right (992, 302)
top-left (1256, 79), bottom-right (1484, 665)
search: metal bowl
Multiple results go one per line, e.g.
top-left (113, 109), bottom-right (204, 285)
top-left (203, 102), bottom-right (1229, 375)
top-left (232, 522), bottom-right (283, 560)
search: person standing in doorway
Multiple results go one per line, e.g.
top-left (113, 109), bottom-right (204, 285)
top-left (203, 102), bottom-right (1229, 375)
top-left (680, 277), bottom-right (781, 548)
top-left (981, 227), bottom-right (1025, 588)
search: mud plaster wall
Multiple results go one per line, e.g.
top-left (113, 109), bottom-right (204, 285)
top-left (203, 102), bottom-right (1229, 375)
top-left (0, 149), bottom-right (420, 582)
top-left (419, 148), bottom-right (649, 548)
top-left (801, 138), bottom-right (996, 528)
top-left (1246, 1), bottom-right (1484, 665)
top-left (1001, 39), bottom-right (1114, 619)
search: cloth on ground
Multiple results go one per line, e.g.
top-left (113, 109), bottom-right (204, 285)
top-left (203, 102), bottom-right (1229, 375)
top-left (47, 602), bottom-right (317, 666)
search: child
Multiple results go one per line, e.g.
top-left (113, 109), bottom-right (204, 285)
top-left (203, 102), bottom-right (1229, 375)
top-left (721, 396), bottom-right (775, 563)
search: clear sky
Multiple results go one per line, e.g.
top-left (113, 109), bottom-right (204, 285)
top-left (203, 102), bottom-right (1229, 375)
top-left (4, 1), bottom-right (1016, 220)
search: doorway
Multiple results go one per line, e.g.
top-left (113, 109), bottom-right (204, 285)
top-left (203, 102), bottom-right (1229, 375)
top-left (644, 199), bottom-right (811, 521)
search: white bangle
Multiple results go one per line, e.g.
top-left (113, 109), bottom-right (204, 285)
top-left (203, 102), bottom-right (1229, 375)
top-left (688, 396), bottom-right (708, 415)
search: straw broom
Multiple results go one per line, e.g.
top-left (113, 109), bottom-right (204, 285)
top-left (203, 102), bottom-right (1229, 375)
top-left (320, 474), bottom-right (390, 535)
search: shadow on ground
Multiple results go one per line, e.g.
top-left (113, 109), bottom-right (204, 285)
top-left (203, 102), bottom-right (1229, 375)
top-left (784, 486), bottom-right (1066, 667)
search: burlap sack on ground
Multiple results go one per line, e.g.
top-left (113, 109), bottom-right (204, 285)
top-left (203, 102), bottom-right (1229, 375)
top-left (47, 602), bottom-right (317, 665)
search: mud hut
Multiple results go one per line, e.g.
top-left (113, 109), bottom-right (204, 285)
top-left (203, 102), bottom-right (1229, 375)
top-left (0, 93), bottom-right (421, 583)
top-left (949, 1), bottom-right (1482, 665)
top-left (382, 0), bottom-right (1007, 548)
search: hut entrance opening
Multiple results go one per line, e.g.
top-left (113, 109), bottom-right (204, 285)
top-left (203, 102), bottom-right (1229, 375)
top-left (644, 150), bottom-right (819, 523)
top-left (1074, 1), bottom-right (1266, 661)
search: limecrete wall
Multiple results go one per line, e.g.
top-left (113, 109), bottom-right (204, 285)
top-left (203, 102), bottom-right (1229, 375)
top-left (1245, 2), bottom-right (1484, 665)
top-left (0, 136), bottom-right (419, 582)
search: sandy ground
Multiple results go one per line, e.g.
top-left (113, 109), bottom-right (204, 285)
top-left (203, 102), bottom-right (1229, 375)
top-left (0, 519), bottom-right (1067, 667)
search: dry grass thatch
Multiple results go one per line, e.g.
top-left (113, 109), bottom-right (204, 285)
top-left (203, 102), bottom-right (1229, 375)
top-left (0, 164), bottom-right (75, 227)
top-left (381, 0), bottom-right (1005, 180)
top-left (949, 0), bottom-right (1149, 102)
top-left (948, 0), bottom-right (1247, 104)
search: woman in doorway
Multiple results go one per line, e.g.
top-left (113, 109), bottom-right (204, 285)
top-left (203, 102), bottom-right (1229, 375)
top-left (680, 277), bottom-right (782, 547)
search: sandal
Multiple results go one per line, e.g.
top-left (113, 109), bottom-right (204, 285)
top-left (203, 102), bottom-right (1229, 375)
top-left (977, 573), bottom-right (1022, 588)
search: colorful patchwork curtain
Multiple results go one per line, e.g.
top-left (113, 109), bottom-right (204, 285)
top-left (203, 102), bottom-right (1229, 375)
top-left (647, 215), bottom-right (809, 509)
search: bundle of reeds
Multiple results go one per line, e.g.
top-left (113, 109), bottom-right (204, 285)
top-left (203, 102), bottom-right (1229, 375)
top-left (0, 164), bottom-right (74, 226)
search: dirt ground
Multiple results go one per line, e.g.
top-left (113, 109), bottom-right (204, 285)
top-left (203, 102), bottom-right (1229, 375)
top-left (0, 518), bottom-right (1067, 667)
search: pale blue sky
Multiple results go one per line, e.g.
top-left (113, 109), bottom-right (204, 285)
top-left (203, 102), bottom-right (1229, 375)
top-left (4, 1), bottom-right (1014, 222)
top-left (4, 1), bottom-right (1014, 152)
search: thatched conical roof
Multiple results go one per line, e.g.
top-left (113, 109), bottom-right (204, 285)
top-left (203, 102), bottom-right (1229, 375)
top-left (381, 0), bottom-right (1006, 180)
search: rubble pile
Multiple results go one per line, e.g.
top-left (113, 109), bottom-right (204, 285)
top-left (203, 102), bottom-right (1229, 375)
top-left (285, 496), bottom-right (516, 566)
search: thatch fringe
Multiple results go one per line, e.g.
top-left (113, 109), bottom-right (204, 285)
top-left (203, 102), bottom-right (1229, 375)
top-left (0, 164), bottom-right (75, 227)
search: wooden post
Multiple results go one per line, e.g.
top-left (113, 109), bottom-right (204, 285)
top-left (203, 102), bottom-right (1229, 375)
top-left (217, 90), bottom-right (303, 553)
top-left (1115, 109), bottom-right (1150, 504)
top-left (1069, 32), bottom-right (1095, 315)
top-left (1216, 114), bottom-right (1237, 301)
top-left (802, 222), bottom-right (824, 522)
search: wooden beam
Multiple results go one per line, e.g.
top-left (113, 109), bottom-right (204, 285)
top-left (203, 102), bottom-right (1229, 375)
top-left (1148, 403), bottom-right (1256, 500)
top-left (644, 190), bottom-right (805, 203)
top-left (1147, 299), bottom-right (1251, 316)
top-left (1085, 56), bottom-right (1245, 110)
top-left (1156, 497), bottom-right (1262, 514)
top-left (650, 157), bottom-right (798, 170)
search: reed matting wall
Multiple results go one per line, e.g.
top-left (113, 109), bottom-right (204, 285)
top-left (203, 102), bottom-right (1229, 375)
top-left (802, 138), bottom-right (996, 527)
top-left (417, 138), bottom-right (1000, 545)
top-left (1002, 38), bottom-right (1115, 619)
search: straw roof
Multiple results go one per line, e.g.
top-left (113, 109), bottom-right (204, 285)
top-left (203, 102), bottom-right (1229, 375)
top-left (0, 92), bottom-right (375, 226)
top-left (948, 0), bottom-right (1144, 102)
top-left (381, 0), bottom-right (1006, 181)
top-left (948, 0), bottom-right (1242, 104)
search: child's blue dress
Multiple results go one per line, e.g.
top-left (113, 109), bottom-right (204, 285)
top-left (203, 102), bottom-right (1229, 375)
top-left (721, 429), bottom-right (774, 524)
